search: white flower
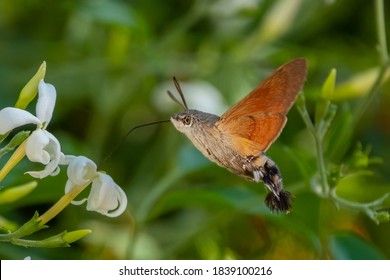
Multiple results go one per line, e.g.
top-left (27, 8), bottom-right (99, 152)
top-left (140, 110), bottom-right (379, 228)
top-left (64, 156), bottom-right (127, 217)
top-left (0, 80), bottom-right (63, 178)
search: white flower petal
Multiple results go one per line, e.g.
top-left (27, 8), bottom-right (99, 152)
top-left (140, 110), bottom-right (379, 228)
top-left (64, 179), bottom-right (88, 205)
top-left (26, 130), bottom-right (50, 164)
top-left (36, 80), bottom-right (56, 127)
top-left (104, 183), bottom-right (127, 217)
top-left (71, 198), bottom-right (88, 206)
top-left (25, 130), bottom-right (62, 178)
top-left (59, 154), bottom-right (76, 165)
top-left (87, 174), bottom-right (117, 212)
top-left (50, 166), bottom-right (61, 176)
top-left (67, 156), bottom-right (97, 186)
top-left (86, 173), bottom-right (127, 217)
top-left (0, 107), bottom-right (41, 135)
top-left (65, 179), bottom-right (75, 193)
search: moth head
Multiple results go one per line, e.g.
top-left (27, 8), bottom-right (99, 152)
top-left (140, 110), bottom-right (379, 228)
top-left (171, 109), bottom-right (220, 136)
top-left (168, 77), bottom-right (194, 134)
top-left (170, 110), bottom-right (198, 134)
top-left (168, 77), bottom-right (220, 136)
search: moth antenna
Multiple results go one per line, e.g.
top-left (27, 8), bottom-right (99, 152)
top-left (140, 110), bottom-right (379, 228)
top-left (172, 77), bottom-right (189, 111)
top-left (167, 90), bottom-right (187, 111)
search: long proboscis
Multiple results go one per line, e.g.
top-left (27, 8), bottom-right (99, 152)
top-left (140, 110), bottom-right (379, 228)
top-left (167, 77), bottom-right (189, 111)
top-left (102, 120), bottom-right (171, 165)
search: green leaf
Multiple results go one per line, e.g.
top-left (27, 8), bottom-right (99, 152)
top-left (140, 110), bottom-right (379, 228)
top-left (9, 230), bottom-right (91, 248)
top-left (63, 229), bottom-right (92, 244)
top-left (347, 143), bottom-right (383, 169)
top-left (315, 68), bottom-right (336, 127)
top-left (365, 209), bottom-right (390, 224)
top-left (0, 212), bottom-right (47, 242)
top-left (0, 216), bottom-right (19, 232)
top-left (0, 133), bottom-right (8, 144)
top-left (322, 68), bottom-right (337, 100)
top-left (149, 186), bottom-right (268, 219)
top-left (324, 104), bottom-right (353, 162)
top-left (335, 171), bottom-right (390, 204)
top-left (316, 103), bottom-right (337, 140)
top-left (334, 67), bottom-right (388, 101)
top-left (15, 62), bottom-right (46, 109)
top-left (329, 231), bottom-right (386, 260)
top-left (0, 181), bottom-right (38, 204)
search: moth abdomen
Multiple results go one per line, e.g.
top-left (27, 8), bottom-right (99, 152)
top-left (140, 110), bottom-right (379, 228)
top-left (249, 155), bottom-right (292, 213)
top-left (265, 189), bottom-right (292, 213)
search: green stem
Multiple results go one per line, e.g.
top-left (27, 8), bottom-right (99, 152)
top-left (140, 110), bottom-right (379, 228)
top-left (376, 0), bottom-right (389, 64)
top-left (0, 140), bottom-right (27, 183)
top-left (10, 237), bottom-right (68, 248)
top-left (38, 181), bottom-right (90, 226)
top-left (0, 212), bottom-right (45, 241)
top-left (296, 97), bottom-right (330, 196)
top-left (330, 188), bottom-right (390, 210)
top-left (314, 134), bottom-right (330, 196)
top-left (352, 0), bottom-right (389, 128)
top-left (352, 64), bottom-right (388, 128)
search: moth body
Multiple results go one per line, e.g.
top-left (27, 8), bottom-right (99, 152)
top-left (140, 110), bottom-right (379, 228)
top-left (171, 110), bottom-right (291, 212)
top-left (168, 58), bottom-right (307, 213)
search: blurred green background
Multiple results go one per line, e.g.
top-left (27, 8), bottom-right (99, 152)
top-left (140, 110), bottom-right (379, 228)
top-left (1, 0), bottom-right (390, 259)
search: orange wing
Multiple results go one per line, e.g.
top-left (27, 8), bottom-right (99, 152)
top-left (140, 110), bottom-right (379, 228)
top-left (216, 58), bottom-right (307, 155)
top-left (223, 113), bottom-right (287, 155)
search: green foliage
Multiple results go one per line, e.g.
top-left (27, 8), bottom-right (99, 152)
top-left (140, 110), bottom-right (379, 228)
top-left (1, 0), bottom-right (390, 259)
top-left (0, 131), bottom-right (30, 157)
top-left (0, 181), bottom-right (37, 205)
top-left (329, 231), bottom-right (386, 260)
top-left (15, 61), bottom-right (46, 109)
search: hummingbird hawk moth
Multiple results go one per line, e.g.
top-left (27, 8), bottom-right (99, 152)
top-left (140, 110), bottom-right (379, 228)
top-left (169, 58), bottom-right (307, 213)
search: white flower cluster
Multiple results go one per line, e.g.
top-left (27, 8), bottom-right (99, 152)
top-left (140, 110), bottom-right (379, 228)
top-left (0, 80), bottom-right (127, 217)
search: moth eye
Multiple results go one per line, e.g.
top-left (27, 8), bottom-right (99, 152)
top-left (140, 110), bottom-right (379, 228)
top-left (182, 116), bottom-right (192, 126)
